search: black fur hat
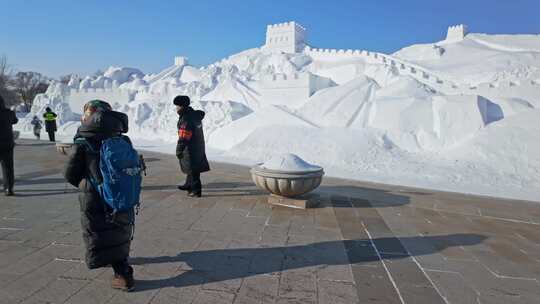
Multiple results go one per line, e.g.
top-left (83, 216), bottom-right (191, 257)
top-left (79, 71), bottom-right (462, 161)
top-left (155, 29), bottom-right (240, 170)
top-left (173, 95), bottom-right (190, 107)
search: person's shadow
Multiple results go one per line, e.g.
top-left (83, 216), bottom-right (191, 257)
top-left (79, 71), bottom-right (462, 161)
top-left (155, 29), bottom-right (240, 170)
top-left (130, 233), bottom-right (486, 292)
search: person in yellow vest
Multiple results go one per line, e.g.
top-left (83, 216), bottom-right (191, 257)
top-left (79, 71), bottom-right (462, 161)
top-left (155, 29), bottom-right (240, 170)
top-left (43, 107), bottom-right (58, 142)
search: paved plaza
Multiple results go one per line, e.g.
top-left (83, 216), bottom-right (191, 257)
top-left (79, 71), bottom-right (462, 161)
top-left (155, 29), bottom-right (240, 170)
top-left (0, 139), bottom-right (539, 304)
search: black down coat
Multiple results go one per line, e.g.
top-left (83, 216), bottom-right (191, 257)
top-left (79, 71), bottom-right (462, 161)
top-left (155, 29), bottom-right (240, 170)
top-left (176, 106), bottom-right (210, 174)
top-left (64, 111), bottom-right (134, 269)
top-left (0, 105), bottom-right (18, 152)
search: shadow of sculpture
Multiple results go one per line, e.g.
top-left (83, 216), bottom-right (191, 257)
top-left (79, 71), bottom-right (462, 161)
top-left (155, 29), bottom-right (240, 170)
top-left (130, 233), bottom-right (486, 292)
top-left (318, 185), bottom-right (411, 208)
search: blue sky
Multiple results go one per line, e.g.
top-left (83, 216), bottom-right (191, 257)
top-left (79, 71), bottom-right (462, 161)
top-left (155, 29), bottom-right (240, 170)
top-left (1, 0), bottom-right (539, 77)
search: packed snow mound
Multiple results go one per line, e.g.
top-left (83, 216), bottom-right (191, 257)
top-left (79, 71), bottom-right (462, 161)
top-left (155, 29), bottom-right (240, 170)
top-left (122, 99), bottom-right (252, 142)
top-left (260, 153), bottom-right (322, 172)
top-left (218, 48), bottom-right (310, 78)
top-left (469, 34), bottom-right (540, 53)
top-left (120, 77), bottom-right (148, 91)
top-left (367, 95), bottom-right (492, 151)
top-left (202, 77), bottom-right (260, 109)
top-left (483, 97), bottom-right (534, 123)
top-left (447, 109), bottom-right (540, 199)
top-left (298, 76), bottom-right (379, 127)
top-left (393, 34), bottom-right (540, 85)
top-left (374, 76), bottom-right (434, 99)
top-left (103, 67), bottom-right (145, 84)
top-left (207, 105), bottom-right (315, 151)
top-left (363, 64), bottom-right (401, 87)
top-left (227, 126), bottom-right (398, 173)
top-left (308, 60), bottom-right (366, 85)
top-left (227, 123), bottom-right (539, 201)
top-left (180, 66), bottom-right (203, 83)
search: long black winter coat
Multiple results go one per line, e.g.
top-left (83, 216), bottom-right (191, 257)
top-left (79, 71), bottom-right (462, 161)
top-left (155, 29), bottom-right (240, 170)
top-left (0, 107), bottom-right (18, 152)
top-left (64, 111), bottom-right (133, 269)
top-left (176, 107), bottom-right (210, 174)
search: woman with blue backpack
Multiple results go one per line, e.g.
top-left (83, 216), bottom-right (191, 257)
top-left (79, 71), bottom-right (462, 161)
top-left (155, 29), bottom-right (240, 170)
top-left (64, 100), bottom-right (143, 291)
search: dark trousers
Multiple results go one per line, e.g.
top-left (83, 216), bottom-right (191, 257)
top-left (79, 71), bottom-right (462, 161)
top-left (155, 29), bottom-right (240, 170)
top-left (0, 149), bottom-right (14, 191)
top-left (186, 171), bottom-right (201, 193)
top-left (47, 131), bottom-right (55, 142)
top-left (111, 258), bottom-right (130, 276)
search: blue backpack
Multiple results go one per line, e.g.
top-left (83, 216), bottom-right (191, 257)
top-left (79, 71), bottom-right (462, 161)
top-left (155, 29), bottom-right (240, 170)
top-left (82, 136), bottom-right (143, 214)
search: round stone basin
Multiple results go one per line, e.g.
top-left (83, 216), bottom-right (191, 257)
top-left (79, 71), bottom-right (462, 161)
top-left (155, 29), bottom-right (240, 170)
top-left (250, 154), bottom-right (324, 198)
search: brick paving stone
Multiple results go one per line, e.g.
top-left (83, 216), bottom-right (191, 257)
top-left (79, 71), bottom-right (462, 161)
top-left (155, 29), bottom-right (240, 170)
top-left (278, 269), bottom-right (317, 301)
top-left (233, 274), bottom-right (279, 304)
top-left (192, 289), bottom-right (235, 304)
top-left (2, 139), bottom-right (540, 303)
top-left (317, 280), bottom-right (359, 304)
top-left (426, 270), bottom-right (480, 304)
top-left (21, 277), bottom-right (88, 304)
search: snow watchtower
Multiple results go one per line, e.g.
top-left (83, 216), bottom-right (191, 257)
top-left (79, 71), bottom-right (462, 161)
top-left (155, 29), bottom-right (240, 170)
top-left (446, 24), bottom-right (468, 42)
top-left (264, 22), bottom-right (307, 54)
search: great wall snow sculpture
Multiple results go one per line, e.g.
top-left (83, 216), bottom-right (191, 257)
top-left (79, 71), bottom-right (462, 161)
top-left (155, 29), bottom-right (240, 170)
top-left (264, 21), bottom-right (307, 53)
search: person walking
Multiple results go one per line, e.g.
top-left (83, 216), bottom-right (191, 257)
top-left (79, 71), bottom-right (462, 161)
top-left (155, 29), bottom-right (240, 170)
top-left (43, 107), bottom-right (57, 142)
top-left (174, 95), bottom-right (210, 197)
top-left (64, 100), bottom-right (138, 291)
top-left (0, 95), bottom-right (18, 196)
top-left (30, 116), bottom-right (43, 140)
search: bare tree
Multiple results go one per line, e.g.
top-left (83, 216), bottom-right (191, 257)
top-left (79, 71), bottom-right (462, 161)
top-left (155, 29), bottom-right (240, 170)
top-left (0, 55), bottom-right (17, 106)
top-left (11, 71), bottom-right (49, 107)
top-left (59, 73), bottom-right (73, 84)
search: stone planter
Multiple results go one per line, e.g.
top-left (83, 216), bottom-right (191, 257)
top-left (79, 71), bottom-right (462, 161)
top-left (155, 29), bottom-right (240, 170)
top-left (250, 166), bottom-right (324, 197)
top-left (250, 154), bottom-right (325, 209)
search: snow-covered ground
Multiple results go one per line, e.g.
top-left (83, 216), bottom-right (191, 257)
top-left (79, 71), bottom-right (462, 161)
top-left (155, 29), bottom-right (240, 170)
top-left (15, 30), bottom-right (540, 202)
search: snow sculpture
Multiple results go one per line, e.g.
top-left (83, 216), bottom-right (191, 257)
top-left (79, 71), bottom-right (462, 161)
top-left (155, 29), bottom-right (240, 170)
top-left (264, 21), bottom-right (307, 53)
top-left (446, 24), bottom-right (468, 42)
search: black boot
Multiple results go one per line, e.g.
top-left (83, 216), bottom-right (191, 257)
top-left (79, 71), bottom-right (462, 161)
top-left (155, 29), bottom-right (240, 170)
top-left (5, 189), bottom-right (14, 196)
top-left (188, 191), bottom-right (201, 198)
top-left (177, 184), bottom-right (191, 191)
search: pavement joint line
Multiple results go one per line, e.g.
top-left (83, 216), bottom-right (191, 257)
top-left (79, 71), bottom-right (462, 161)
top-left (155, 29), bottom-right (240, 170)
top-left (2, 217), bottom-right (24, 221)
top-left (58, 276), bottom-right (93, 281)
top-left (485, 268), bottom-right (538, 281)
top-left (363, 224), bottom-right (406, 304)
top-left (423, 268), bottom-right (461, 275)
top-left (0, 239), bottom-right (25, 243)
top-left (0, 227), bottom-right (25, 231)
top-left (48, 231), bottom-right (72, 234)
top-left (54, 258), bottom-right (84, 263)
top-left (413, 206), bottom-right (540, 226)
top-left (409, 250), bottom-right (450, 304)
top-left (51, 241), bottom-right (79, 247)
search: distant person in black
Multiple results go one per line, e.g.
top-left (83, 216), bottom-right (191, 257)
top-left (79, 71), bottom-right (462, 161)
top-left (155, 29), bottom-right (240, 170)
top-left (0, 95), bottom-right (19, 196)
top-left (174, 95), bottom-right (210, 197)
top-left (43, 107), bottom-right (57, 142)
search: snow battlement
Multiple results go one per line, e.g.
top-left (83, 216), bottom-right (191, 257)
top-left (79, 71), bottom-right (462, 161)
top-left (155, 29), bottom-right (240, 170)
top-left (264, 21), bottom-right (307, 54)
top-left (446, 24), bottom-right (468, 42)
top-left (70, 88), bottom-right (117, 94)
top-left (305, 47), bottom-right (366, 60)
